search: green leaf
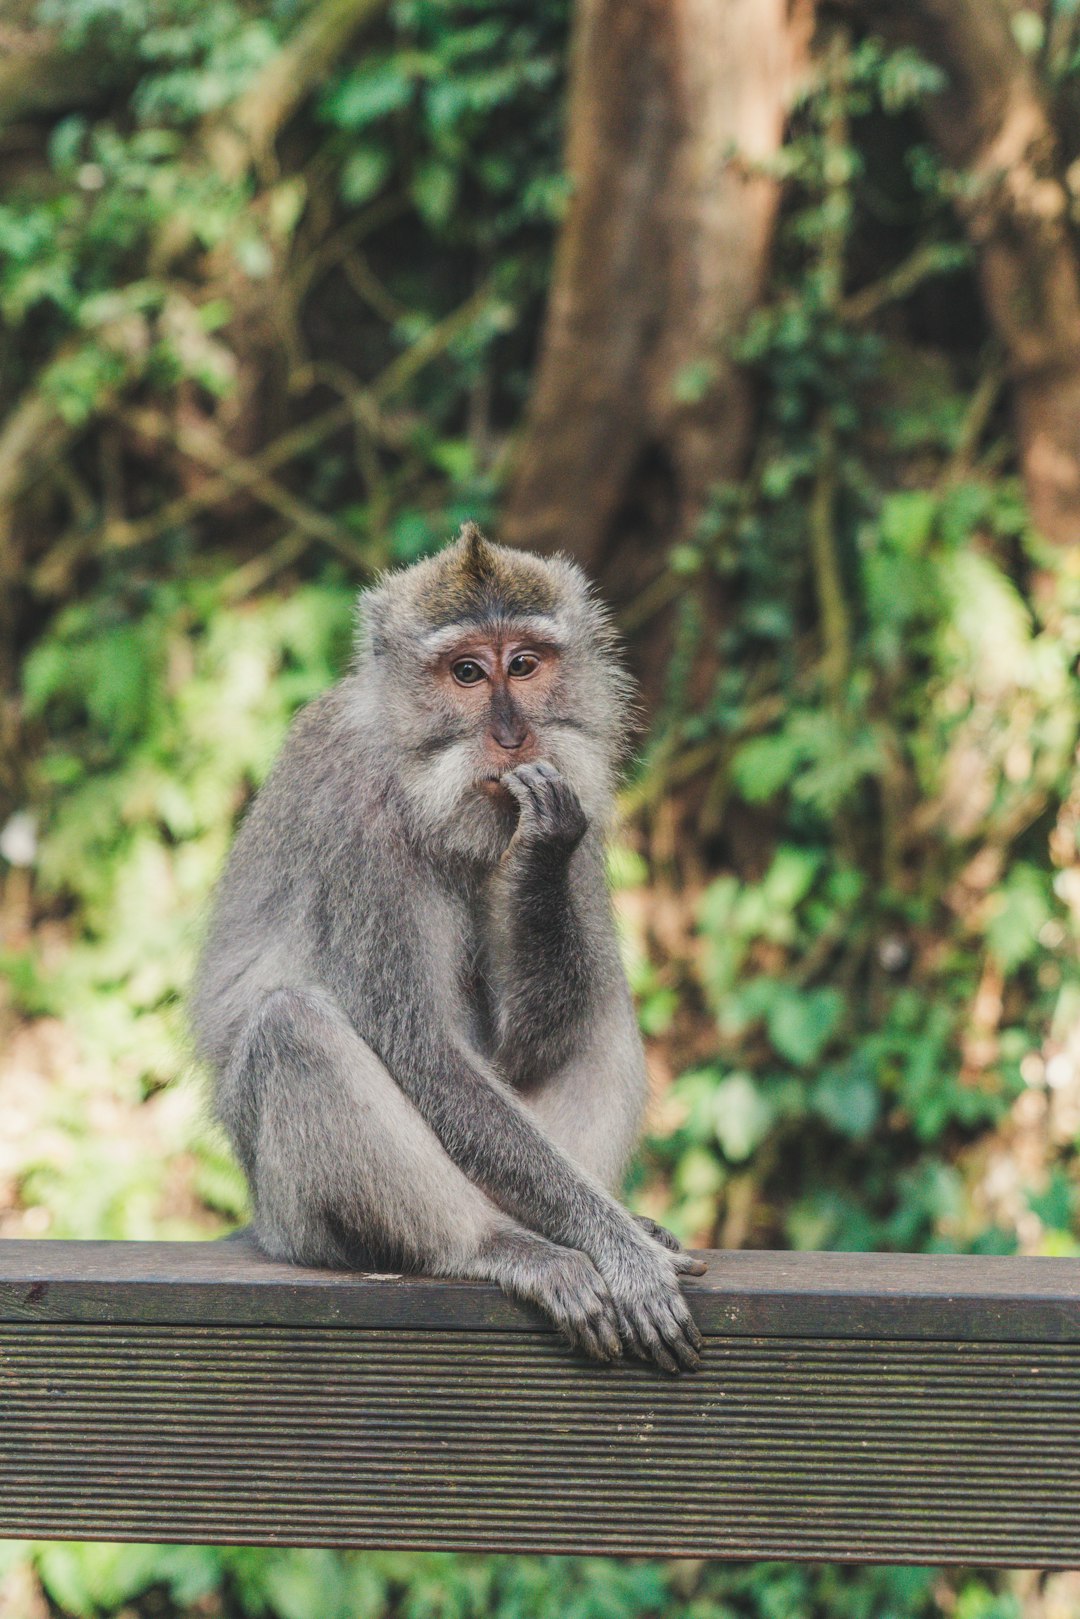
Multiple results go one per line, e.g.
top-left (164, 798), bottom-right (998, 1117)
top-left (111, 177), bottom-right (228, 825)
top-left (340, 145), bottom-right (392, 206)
top-left (674, 1145), bottom-right (726, 1198)
top-left (322, 60), bottom-right (412, 130)
top-left (879, 489), bottom-right (936, 552)
top-left (1011, 9), bottom-right (1046, 55)
top-left (877, 47), bottom-right (948, 111)
top-left (411, 159), bottom-right (457, 226)
top-left (672, 359), bottom-right (715, 405)
top-left (762, 845), bottom-right (822, 912)
top-left (730, 730), bottom-right (801, 803)
top-left (811, 1060), bottom-right (880, 1138)
top-left (985, 864), bottom-right (1052, 974)
top-left (713, 1072), bottom-right (775, 1162)
top-left (767, 986), bottom-right (844, 1068)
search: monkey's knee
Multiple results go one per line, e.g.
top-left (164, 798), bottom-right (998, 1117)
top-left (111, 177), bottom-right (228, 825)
top-left (216, 988), bottom-right (322, 1164)
top-left (226, 988), bottom-right (504, 1276)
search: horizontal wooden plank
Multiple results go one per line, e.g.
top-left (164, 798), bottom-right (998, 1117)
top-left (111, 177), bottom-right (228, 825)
top-left (1, 1238), bottom-right (1079, 1564)
top-left (2, 1234), bottom-right (1080, 1340)
top-left (2, 1323), bottom-right (1079, 1563)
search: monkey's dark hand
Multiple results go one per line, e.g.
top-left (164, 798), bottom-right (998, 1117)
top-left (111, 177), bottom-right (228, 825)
top-left (502, 760), bottom-right (588, 857)
top-left (593, 1226), bottom-right (705, 1374)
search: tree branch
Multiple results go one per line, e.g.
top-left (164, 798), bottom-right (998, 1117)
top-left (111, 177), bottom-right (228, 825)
top-left (207, 0), bottom-right (388, 179)
top-left (1, 0), bottom-right (389, 570)
top-left (0, 23), bottom-right (119, 124)
top-left (31, 285), bottom-right (492, 594)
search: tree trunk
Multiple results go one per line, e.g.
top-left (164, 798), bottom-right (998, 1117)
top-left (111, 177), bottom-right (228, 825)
top-left (502, 0), bottom-right (812, 573)
top-left (870, 0), bottom-right (1080, 545)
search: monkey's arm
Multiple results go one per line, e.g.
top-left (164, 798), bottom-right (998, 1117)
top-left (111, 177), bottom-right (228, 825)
top-left (484, 764), bottom-right (609, 1086)
top-left (383, 1018), bottom-right (703, 1372)
top-left (324, 891), bottom-right (701, 1370)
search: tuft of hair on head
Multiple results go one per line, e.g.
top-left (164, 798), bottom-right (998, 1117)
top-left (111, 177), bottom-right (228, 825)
top-left (355, 523), bottom-right (562, 658)
top-left (454, 520), bottom-right (497, 581)
top-left (352, 522), bottom-right (629, 718)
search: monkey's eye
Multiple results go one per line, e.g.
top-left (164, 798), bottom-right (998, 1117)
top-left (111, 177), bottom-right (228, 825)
top-left (507, 653), bottom-right (540, 679)
top-left (451, 659), bottom-right (486, 686)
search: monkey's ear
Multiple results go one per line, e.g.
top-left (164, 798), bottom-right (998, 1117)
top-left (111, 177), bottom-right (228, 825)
top-left (354, 582), bottom-right (390, 659)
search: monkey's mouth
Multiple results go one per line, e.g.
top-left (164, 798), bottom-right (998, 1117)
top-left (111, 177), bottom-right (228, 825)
top-left (477, 771), bottom-right (516, 799)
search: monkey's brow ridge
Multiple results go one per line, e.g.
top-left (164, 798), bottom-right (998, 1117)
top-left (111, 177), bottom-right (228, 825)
top-left (419, 617), bottom-right (566, 657)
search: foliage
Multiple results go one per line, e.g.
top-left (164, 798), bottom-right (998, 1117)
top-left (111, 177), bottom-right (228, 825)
top-left (2, 4), bottom-right (1079, 1619)
top-left (1, 1541), bottom-right (962, 1619)
top-left (634, 36), bottom-right (1080, 1277)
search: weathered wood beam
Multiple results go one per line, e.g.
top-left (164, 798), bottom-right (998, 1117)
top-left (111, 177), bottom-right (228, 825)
top-left (1, 1237), bottom-right (1079, 1564)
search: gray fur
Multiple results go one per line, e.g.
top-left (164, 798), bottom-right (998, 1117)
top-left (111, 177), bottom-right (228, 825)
top-left (191, 529), bottom-right (704, 1371)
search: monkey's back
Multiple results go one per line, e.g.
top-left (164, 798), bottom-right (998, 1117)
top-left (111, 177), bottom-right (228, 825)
top-left (189, 680), bottom-right (381, 1077)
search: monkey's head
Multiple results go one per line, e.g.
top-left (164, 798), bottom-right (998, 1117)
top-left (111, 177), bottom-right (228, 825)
top-left (355, 523), bottom-right (633, 861)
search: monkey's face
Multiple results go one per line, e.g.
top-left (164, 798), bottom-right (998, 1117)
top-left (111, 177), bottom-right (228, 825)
top-left (435, 631), bottom-right (552, 782)
top-left (391, 617), bottom-right (616, 863)
top-left (358, 528), bottom-right (632, 862)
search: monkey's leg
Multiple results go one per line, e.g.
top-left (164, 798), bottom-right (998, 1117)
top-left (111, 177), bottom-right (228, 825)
top-left (224, 988), bottom-right (622, 1362)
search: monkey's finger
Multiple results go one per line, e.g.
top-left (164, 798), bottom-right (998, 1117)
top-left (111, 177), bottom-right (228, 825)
top-left (610, 1305), bottom-right (647, 1363)
top-left (657, 1303), bottom-right (705, 1369)
top-left (652, 1321), bottom-right (701, 1374)
top-left (670, 1295), bottom-right (705, 1351)
top-left (571, 1294), bottom-right (622, 1362)
top-left (501, 768), bottom-right (548, 826)
top-left (673, 1252), bottom-right (708, 1277)
top-left (634, 1215), bottom-right (682, 1253)
top-left (500, 770), bottom-right (540, 809)
top-left (569, 1325), bottom-right (608, 1363)
top-left (634, 1317), bottom-right (682, 1376)
top-left (503, 761), bottom-right (553, 798)
top-left (570, 1311), bottom-right (621, 1363)
top-left (619, 1303), bottom-right (684, 1375)
top-left (591, 1307), bottom-right (624, 1361)
top-left (621, 1322), bottom-right (650, 1366)
top-left (622, 1329), bottom-right (645, 1362)
top-left (587, 1324), bottom-right (622, 1363)
top-left (555, 1267), bottom-right (622, 1361)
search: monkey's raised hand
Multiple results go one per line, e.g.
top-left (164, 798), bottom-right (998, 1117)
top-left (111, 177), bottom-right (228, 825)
top-left (502, 760), bottom-right (588, 855)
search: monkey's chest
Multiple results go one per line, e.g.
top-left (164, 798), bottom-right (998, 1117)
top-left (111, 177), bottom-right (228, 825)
top-left (459, 952), bottom-right (498, 1056)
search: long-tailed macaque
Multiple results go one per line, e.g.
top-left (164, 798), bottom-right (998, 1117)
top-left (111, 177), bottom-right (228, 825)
top-left (191, 525), bottom-right (704, 1371)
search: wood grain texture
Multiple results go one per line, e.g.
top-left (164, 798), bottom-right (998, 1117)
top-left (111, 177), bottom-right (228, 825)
top-left (1, 1238), bottom-right (1079, 1563)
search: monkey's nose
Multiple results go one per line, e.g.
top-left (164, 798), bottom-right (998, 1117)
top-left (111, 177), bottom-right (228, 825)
top-left (491, 723), bottom-right (531, 751)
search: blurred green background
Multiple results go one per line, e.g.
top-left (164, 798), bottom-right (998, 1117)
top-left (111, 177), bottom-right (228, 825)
top-left (3, 0), bottom-right (1080, 1613)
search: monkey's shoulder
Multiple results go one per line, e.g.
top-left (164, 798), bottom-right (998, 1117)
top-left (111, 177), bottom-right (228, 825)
top-left (259, 681), bottom-right (382, 810)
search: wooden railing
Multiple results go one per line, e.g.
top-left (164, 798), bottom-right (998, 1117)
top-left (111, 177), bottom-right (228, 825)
top-left (1, 1236), bottom-right (1078, 1565)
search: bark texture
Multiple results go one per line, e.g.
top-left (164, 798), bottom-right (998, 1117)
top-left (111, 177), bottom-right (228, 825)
top-left (875, 0), bottom-right (1080, 545)
top-left (502, 0), bottom-right (812, 570)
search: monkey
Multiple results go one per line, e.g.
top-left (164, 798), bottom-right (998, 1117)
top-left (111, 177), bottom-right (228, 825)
top-left (190, 523), bottom-right (705, 1372)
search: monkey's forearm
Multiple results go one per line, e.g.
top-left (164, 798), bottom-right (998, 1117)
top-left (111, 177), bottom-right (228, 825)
top-left (489, 853), bottom-right (597, 1084)
top-left (391, 1036), bottom-right (629, 1255)
top-left (385, 1037), bottom-right (702, 1370)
